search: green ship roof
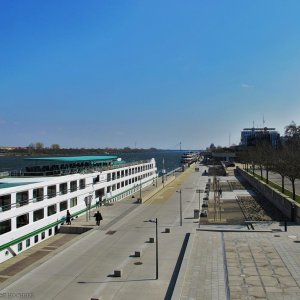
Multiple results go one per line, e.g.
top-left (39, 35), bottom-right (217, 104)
top-left (25, 156), bottom-right (118, 162)
top-left (0, 182), bottom-right (36, 189)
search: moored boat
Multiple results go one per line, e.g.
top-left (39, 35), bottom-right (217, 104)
top-left (0, 156), bottom-right (157, 263)
top-left (180, 152), bottom-right (199, 165)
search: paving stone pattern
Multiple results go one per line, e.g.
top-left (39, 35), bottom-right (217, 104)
top-left (225, 232), bottom-right (300, 300)
top-left (180, 231), bottom-right (227, 300)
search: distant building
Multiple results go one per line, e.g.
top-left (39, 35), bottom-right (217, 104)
top-left (241, 127), bottom-right (280, 148)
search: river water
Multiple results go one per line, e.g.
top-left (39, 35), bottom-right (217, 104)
top-left (0, 151), bottom-right (184, 174)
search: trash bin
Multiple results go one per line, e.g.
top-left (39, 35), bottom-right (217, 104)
top-left (194, 209), bottom-right (200, 219)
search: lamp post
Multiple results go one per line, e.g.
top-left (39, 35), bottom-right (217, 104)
top-left (176, 189), bottom-right (182, 226)
top-left (196, 189), bottom-right (204, 228)
top-left (146, 218), bottom-right (158, 280)
top-left (139, 177), bottom-right (142, 202)
top-left (84, 195), bottom-right (92, 222)
top-left (162, 158), bottom-right (166, 188)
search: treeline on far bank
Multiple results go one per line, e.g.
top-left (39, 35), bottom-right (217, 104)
top-left (0, 145), bottom-right (159, 157)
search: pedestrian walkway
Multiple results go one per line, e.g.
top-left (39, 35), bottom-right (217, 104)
top-left (178, 231), bottom-right (227, 300)
top-left (0, 173), bottom-right (177, 282)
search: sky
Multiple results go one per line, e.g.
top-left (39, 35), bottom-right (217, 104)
top-left (1, 0), bottom-right (300, 150)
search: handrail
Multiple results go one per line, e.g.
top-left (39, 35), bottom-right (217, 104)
top-left (0, 168), bottom-right (157, 212)
top-left (8, 159), bottom-right (154, 177)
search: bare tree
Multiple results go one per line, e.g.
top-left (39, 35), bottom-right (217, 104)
top-left (35, 142), bottom-right (44, 150)
top-left (272, 148), bottom-right (287, 194)
top-left (51, 144), bottom-right (60, 150)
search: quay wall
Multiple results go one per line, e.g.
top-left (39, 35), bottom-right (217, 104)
top-left (235, 167), bottom-right (300, 223)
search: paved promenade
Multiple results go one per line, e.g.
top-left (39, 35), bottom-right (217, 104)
top-left (1, 164), bottom-right (300, 300)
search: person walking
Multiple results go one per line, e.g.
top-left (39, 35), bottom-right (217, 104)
top-left (219, 189), bottom-right (222, 198)
top-left (66, 210), bottom-right (72, 225)
top-left (94, 210), bottom-right (103, 226)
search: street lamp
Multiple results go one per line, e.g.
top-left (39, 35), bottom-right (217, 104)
top-left (176, 189), bottom-right (183, 226)
top-left (196, 189), bottom-right (204, 228)
top-left (84, 195), bottom-right (92, 222)
top-left (139, 177), bottom-right (142, 202)
top-left (146, 218), bottom-right (158, 280)
top-left (162, 158), bottom-right (166, 188)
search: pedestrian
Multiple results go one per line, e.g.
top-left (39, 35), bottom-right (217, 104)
top-left (94, 210), bottom-right (103, 226)
top-left (66, 210), bottom-right (72, 225)
top-left (219, 189), bottom-right (222, 198)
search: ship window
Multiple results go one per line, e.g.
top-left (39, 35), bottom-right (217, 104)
top-left (117, 171), bottom-right (120, 178)
top-left (47, 204), bottom-right (57, 216)
top-left (70, 180), bottom-right (77, 192)
top-left (95, 188), bottom-right (104, 200)
top-left (17, 213), bottom-right (29, 228)
top-left (41, 232), bottom-right (45, 240)
top-left (0, 219), bottom-right (11, 235)
top-left (125, 169), bottom-right (128, 176)
top-left (47, 185), bottom-right (57, 199)
top-left (18, 242), bottom-right (22, 252)
top-left (26, 239), bottom-right (30, 247)
top-left (48, 228), bottom-right (52, 236)
top-left (117, 183), bottom-right (120, 189)
top-left (121, 170), bottom-right (124, 177)
top-left (16, 191), bottom-right (29, 207)
top-left (121, 182), bottom-right (124, 187)
top-left (129, 169), bottom-right (131, 175)
top-left (33, 209), bottom-right (44, 222)
top-left (107, 173), bottom-right (111, 182)
top-left (125, 180), bottom-right (128, 186)
top-left (0, 194), bottom-right (11, 211)
top-left (129, 179), bottom-right (131, 184)
top-left (112, 172), bottom-right (116, 180)
top-left (34, 235), bottom-right (39, 243)
top-left (79, 179), bottom-right (85, 189)
top-left (33, 188), bottom-right (44, 202)
top-left (112, 185), bottom-right (116, 191)
top-left (60, 201), bottom-right (68, 211)
top-left (107, 186), bottom-right (111, 193)
top-left (59, 183), bottom-right (68, 195)
top-left (70, 197), bottom-right (77, 207)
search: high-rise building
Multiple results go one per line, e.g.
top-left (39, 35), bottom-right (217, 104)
top-left (241, 127), bottom-right (280, 148)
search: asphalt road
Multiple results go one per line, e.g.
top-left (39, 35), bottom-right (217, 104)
top-left (253, 168), bottom-right (300, 196)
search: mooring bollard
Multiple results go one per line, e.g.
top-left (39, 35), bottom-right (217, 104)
top-left (149, 237), bottom-right (155, 243)
top-left (165, 228), bottom-right (170, 233)
top-left (135, 250), bottom-right (142, 257)
top-left (114, 270), bottom-right (122, 277)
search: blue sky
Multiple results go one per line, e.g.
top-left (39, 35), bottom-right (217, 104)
top-left (1, 0), bottom-right (300, 149)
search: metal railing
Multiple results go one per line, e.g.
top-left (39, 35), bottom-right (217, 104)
top-left (8, 159), bottom-right (154, 177)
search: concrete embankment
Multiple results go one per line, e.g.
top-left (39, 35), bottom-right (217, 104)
top-left (235, 167), bottom-right (300, 223)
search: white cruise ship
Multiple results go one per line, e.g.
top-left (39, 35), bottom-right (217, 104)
top-left (0, 156), bottom-right (157, 263)
top-left (180, 152), bottom-right (199, 165)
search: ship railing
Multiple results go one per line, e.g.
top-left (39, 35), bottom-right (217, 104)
top-left (7, 159), bottom-right (154, 177)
